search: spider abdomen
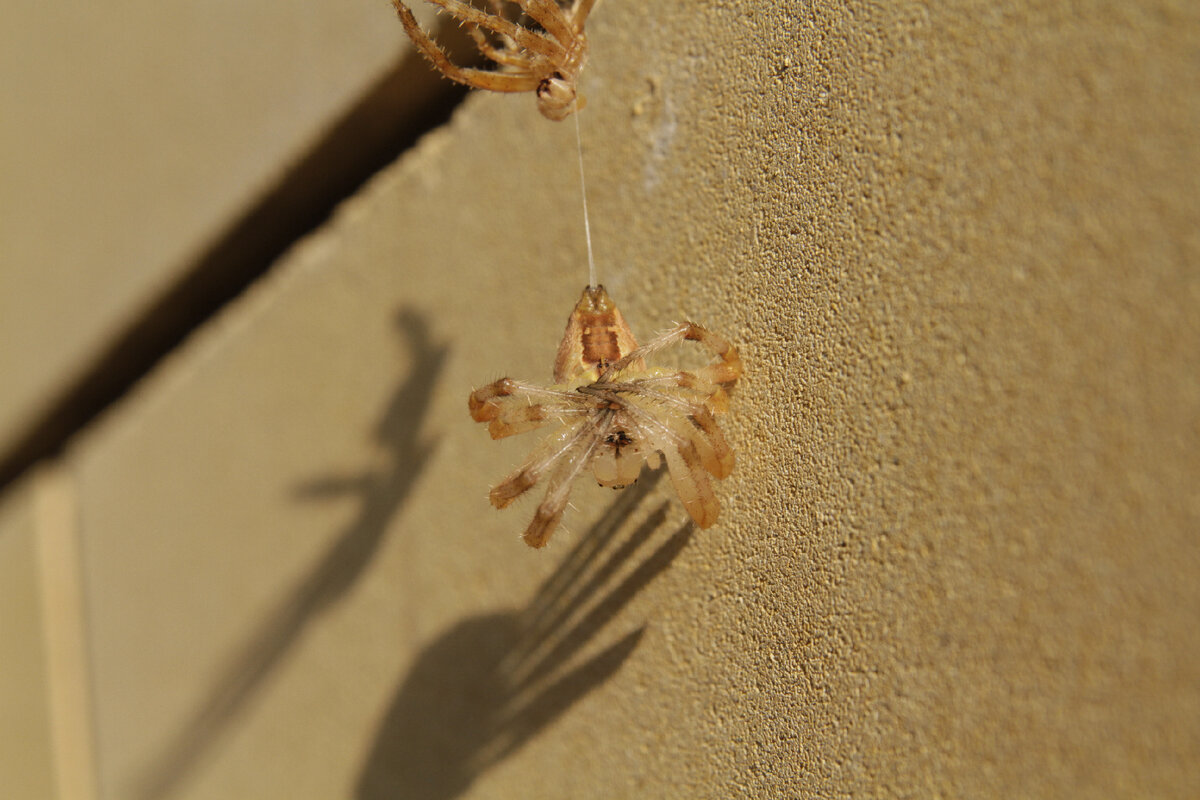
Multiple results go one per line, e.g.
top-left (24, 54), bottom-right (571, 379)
top-left (554, 285), bottom-right (641, 381)
top-left (581, 325), bottom-right (621, 369)
top-left (592, 428), bottom-right (646, 489)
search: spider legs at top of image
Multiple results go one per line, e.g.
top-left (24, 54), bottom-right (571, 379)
top-left (391, 0), bottom-right (598, 120)
top-left (469, 285), bottom-right (743, 549)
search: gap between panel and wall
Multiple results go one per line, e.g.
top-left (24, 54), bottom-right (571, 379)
top-left (0, 38), bottom-right (475, 493)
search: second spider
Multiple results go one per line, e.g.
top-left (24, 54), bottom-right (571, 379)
top-left (392, 0), bottom-right (597, 120)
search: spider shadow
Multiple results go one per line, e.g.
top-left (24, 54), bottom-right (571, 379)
top-left (356, 469), bottom-right (694, 800)
top-left (134, 308), bottom-right (448, 800)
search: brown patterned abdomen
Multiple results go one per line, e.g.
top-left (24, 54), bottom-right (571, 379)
top-left (581, 324), bottom-right (621, 368)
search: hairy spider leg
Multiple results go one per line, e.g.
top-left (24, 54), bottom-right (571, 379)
top-left (517, 0), bottom-right (580, 47)
top-left (623, 369), bottom-right (731, 414)
top-left (573, 401), bottom-right (648, 488)
top-left (409, 0), bottom-right (563, 60)
top-left (489, 419), bottom-right (592, 509)
top-left (467, 28), bottom-right (534, 68)
top-left (522, 413), bottom-right (612, 547)
top-left (570, 0), bottom-right (601, 32)
top-left (617, 385), bottom-right (734, 479)
top-left (603, 380), bottom-right (734, 478)
top-left (469, 378), bottom-right (590, 438)
top-left (602, 322), bottom-right (742, 389)
top-left (465, 0), bottom-right (521, 62)
top-left (616, 397), bottom-right (720, 528)
top-left (393, 3), bottom-right (544, 92)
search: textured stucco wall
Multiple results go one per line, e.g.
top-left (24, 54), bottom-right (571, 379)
top-left (18, 0), bottom-right (1200, 798)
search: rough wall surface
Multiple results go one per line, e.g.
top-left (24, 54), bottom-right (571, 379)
top-left (39, 0), bottom-right (1200, 798)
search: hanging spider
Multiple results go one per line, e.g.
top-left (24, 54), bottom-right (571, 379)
top-left (391, 0), bottom-right (597, 121)
top-left (469, 285), bottom-right (742, 548)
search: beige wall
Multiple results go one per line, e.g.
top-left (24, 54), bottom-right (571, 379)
top-left (0, 481), bottom-right (56, 799)
top-left (0, 0), bottom-right (433, 458)
top-left (3, 1), bottom-right (1199, 798)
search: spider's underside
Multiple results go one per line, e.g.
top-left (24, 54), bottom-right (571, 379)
top-left (391, 0), bottom-right (597, 120)
top-left (470, 285), bottom-right (742, 548)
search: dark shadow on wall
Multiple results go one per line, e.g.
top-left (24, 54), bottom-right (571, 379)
top-left (135, 309), bottom-right (448, 800)
top-left (356, 470), bottom-right (694, 800)
top-left (0, 25), bottom-right (475, 492)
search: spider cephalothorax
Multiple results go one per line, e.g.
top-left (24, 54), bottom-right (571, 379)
top-left (469, 285), bottom-right (742, 547)
top-left (392, 0), bottom-right (597, 121)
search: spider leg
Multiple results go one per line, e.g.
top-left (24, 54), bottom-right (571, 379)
top-left (625, 372), bottom-right (727, 413)
top-left (515, 0), bottom-right (578, 48)
top-left (598, 324), bottom-right (686, 375)
top-left (653, 402), bottom-right (732, 481)
top-left (490, 420), bottom-right (589, 509)
top-left (685, 324), bottom-right (743, 385)
top-left (663, 437), bottom-right (719, 529)
top-left (418, 0), bottom-right (564, 60)
top-left (606, 383), bottom-right (735, 478)
top-left (491, 401), bottom-right (590, 439)
top-left (464, 2), bottom-right (539, 68)
top-left (686, 406), bottom-right (735, 478)
top-left (569, 0), bottom-right (600, 32)
top-left (479, 0), bottom-right (523, 50)
top-left (602, 323), bottom-right (742, 388)
top-left (647, 430), bottom-right (719, 529)
top-left (470, 378), bottom-right (586, 426)
top-left (394, 4), bottom-right (544, 91)
top-left (468, 26), bottom-right (538, 69)
top-left (703, 385), bottom-right (731, 413)
top-left (618, 399), bottom-right (720, 528)
top-left (522, 413), bottom-right (611, 547)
